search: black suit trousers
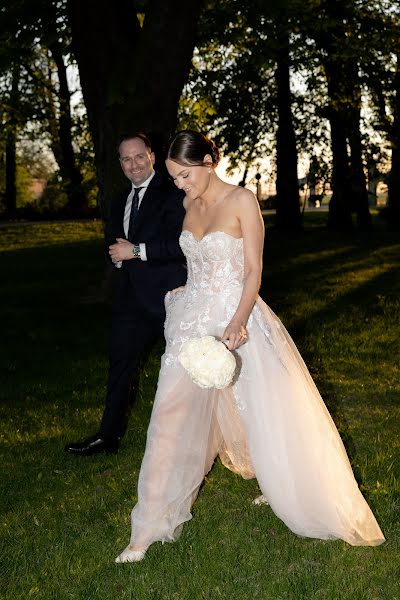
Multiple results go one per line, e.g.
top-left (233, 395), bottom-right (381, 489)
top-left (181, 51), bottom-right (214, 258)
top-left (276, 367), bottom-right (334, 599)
top-left (99, 272), bottom-right (165, 440)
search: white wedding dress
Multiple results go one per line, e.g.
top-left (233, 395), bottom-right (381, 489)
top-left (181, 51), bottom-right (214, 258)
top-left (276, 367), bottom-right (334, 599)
top-left (127, 230), bottom-right (385, 551)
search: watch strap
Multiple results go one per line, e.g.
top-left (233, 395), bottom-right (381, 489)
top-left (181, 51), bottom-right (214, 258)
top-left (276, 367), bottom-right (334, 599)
top-left (132, 244), bottom-right (141, 258)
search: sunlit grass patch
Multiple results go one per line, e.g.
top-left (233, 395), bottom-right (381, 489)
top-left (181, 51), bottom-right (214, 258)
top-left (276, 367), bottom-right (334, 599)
top-left (0, 220), bottom-right (104, 251)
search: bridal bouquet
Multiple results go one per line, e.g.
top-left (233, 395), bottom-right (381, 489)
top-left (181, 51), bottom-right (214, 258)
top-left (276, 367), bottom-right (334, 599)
top-left (178, 336), bottom-right (236, 389)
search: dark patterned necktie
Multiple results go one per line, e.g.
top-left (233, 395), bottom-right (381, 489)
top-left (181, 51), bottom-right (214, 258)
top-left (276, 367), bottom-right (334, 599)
top-left (127, 187), bottom-right (143, 242)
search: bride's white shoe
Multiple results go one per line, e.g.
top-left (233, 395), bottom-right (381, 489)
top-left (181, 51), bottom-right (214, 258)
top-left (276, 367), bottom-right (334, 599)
top-left (115, 545), bottom-right (146, 563)
top-left (252, 494), bottom-right (269, 506)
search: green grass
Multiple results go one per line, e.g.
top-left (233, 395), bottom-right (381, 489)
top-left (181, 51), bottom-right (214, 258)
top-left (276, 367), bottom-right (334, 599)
top-left (0, 216), bottom-right (399, 600)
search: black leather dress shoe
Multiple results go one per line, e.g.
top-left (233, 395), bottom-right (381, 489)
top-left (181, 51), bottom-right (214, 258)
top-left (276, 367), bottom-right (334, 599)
top-left (65, 434), bottom-right (120, 456)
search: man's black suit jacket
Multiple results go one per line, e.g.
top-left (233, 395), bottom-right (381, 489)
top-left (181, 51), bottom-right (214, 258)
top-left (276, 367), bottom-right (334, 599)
top-left (105, 172), bottom-right (187, 318)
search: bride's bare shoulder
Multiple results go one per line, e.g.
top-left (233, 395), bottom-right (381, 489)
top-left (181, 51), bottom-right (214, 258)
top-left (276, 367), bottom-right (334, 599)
top-left (227, 185), bottom-right (258, 208)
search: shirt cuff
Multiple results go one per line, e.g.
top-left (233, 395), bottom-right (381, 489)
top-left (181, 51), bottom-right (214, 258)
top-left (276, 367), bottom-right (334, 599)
top-left (115, 261), bottom-right (122, 268)
top-left (139, 243), bottom-right (147, 261)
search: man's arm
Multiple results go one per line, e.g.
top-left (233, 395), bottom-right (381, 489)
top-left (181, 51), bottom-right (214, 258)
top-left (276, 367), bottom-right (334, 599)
top-left (104, 190), bottom-right (128, 267)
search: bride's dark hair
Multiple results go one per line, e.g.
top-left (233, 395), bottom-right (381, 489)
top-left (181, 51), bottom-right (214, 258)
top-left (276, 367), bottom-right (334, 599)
top-left (167, 130), bottom-right (220, 167)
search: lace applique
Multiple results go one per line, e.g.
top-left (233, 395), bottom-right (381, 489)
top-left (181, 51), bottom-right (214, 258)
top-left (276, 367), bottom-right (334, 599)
top-left (180, 231), bottom-right (244, 296)
top-left (252, 304), bottom-right (289, 372)
top-left (161, 231), bottom-right (283, 410)
top-left (252, 304), bottom-right (272, 340)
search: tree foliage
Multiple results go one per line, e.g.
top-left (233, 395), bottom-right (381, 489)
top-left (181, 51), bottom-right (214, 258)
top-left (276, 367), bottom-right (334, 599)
top-left (0, 0), bottom-right (90, 216)
top-left (179, 0), bottom-right (400, 230)
top-left (1, 0), bottom-right (399, 229)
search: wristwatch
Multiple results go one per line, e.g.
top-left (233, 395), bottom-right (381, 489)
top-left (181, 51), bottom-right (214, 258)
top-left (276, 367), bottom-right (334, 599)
top-left (132, 244), bottom-right (141, 259)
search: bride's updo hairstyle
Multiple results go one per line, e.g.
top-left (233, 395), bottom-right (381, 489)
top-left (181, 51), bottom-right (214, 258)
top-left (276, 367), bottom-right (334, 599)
top-left (167, 130), bottom-right (220, 167)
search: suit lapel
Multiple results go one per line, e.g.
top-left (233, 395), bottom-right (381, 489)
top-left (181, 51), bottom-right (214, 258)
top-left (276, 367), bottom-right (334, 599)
top-left (119, 191), bottom-right (128, 231)
top-left (111, 188), bottom-right (130, 239)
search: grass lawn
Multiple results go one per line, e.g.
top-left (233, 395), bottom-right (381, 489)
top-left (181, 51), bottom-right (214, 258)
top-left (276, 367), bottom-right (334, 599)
top-left (0, 215), bottom-right (399, 600)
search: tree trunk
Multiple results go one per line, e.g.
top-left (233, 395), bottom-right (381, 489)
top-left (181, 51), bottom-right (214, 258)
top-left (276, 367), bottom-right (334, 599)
top-left (40, 51), bottom-right (64, 170)
top-left (348, 137), bottom-right (371, 230)
top-left (239, 166), bottom-right (249, 187)
top-left (367, 174), bottom-right (378, 207)
top-left (275, 20), bottom-right (301, 231)
top-left (346, 68), bottom-right (371, 230)
top-left (321, 1), bottom-right (354, 230)
top-left (67, 0), bottom-right (202, 218)
top-left (326, 111), bottom-right (353, 230)
top-left (5, 127), bottom-right (17, 219)
top-left (4, 64), bottom-right (20, 219)
top-left (387, 52), bottom-right (400, 229)
top-left (323, 51), bottom-right (355, 230)
top-left (49, 39), bottom-right (87, 216)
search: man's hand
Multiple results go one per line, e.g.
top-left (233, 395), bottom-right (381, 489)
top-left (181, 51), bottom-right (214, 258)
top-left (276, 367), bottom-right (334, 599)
top-left (109, 238), bottom-right (135, 262)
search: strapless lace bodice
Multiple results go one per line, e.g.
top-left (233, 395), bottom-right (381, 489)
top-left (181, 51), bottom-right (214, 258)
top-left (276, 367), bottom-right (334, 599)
top-left (179, 230), bottom-right (244, 294)
top-left (164, 230), bottom-right (273, 375)
top-left (163, 231), bottom-right (248, 374)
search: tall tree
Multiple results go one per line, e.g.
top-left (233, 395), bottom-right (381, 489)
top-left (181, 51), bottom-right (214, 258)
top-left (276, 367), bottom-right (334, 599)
top-left (275, 11), bottom-right (301, 231)
top-left (0, 0), bottom-right (88, 216)
top-left (387, 51), bottom-right (400, 229)
top-left (4, 64), bottom-right (20, 218)
top-left (180, 0), bottom-right (302, 230)
top-left (317, 1), bottom-right (362, 229)
top-left (67, 0), bottom-right (203, 216)
top-left (346, 59), bottom-right (371, 230)
top-left (48, 36), bottom-right (87, 215)
top-left (357, 1), bottom-right (400, 229)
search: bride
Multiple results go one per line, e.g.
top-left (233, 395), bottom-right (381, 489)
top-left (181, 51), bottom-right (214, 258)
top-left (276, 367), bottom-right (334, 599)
top-left (115, 130), bottom-right (385, 562)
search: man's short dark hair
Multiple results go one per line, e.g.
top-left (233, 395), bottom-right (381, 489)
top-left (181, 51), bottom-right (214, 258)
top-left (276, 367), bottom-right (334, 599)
top-left (118, 132), bottom-right (152, 153)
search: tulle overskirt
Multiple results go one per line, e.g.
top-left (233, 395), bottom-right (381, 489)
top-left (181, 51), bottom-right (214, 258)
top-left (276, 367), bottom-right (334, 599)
top-left (129, 291), bottom-right (384, 549)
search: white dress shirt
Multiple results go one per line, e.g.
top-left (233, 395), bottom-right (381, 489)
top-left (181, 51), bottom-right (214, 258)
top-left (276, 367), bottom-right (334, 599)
top-left (115, 171), bottom-right (155, 267)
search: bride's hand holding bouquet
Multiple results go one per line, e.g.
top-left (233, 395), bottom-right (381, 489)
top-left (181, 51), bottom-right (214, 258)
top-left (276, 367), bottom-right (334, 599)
top-left (221, 317), bottom-right (248, 351)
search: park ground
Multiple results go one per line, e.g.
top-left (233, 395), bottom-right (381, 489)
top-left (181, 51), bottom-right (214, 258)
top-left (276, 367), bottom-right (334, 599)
top-left (0, 213), bottom-right (399, 599)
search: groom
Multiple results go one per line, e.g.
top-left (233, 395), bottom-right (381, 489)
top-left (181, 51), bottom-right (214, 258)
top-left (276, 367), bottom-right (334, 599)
top-left (65, 132), bottom-right (187, 456)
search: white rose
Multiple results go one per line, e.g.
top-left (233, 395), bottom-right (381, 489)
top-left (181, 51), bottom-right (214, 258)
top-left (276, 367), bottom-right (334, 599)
top-left (178, 336), bottom-right (236, 389)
